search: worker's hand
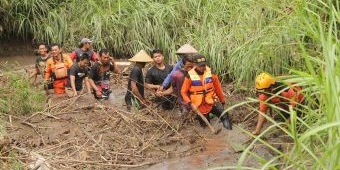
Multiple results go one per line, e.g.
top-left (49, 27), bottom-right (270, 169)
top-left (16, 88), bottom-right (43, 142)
top-left (155, 91), bottom-right (163, 97)
top-left (158, 86), bottom-right (164, 92)
top-left (72, 91), bottom-right (78, 97)
top-left (95, 89), bottom-right (102, 97)
top-left (141, 99), bottom-right (151, 107)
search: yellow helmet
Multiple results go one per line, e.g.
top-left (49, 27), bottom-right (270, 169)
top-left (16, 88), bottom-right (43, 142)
top-left (255, 73), bottom-right (276, 90)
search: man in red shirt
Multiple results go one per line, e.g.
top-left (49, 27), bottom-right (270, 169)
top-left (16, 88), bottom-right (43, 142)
top-left (70, 38), bottom-right (98, 62)
top-left (253, 73), bottom-right (304, 135)
top-left (181, 54), bottom-right (232, 130)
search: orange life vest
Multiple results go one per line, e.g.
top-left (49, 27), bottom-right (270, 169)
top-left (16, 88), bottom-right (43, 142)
top-left (51, 55), bottom-right (68, 79)
top-left (188, 66), bottom-right (215, 107)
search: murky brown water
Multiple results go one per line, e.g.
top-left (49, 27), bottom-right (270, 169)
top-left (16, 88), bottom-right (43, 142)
top-left (0, 40), bottom-right (274, 169)
top-left (144, 124), bottom-right (257, 170)
top-left (0, 54), bottom-right (35, 68)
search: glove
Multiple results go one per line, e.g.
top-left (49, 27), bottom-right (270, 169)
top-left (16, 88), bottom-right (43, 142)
top-left (221, 112), bottom-right (232, 130)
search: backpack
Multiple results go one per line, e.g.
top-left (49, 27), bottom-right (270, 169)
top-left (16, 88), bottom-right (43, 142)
top-left (75, 49), bottom-right (93, 62)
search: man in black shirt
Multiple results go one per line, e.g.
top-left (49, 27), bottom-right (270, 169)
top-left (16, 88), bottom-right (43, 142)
top-left (125, 50), bottom-right (153, 111)
top-left (89, 49), bottom-right (120, 100)
top-left (68, 54), bottom-right (91, 97)
top-left (145, 49), bottom-right (174, 110)
top-left (29, 43), bottom-right (50, 85)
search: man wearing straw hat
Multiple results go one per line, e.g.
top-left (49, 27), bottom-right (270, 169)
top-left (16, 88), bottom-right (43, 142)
top-left (125, 50), bottom-right (153, 111)
top-left (159, 44), bottom-right (198, 91)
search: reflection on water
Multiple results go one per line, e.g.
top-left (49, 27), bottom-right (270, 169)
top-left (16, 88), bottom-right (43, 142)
top-left (0, 54), bottom-right (36, 67)
top-left (0, 39), bottom-right (36, 66)
top-left (145, 129), bottom-right (242, 170)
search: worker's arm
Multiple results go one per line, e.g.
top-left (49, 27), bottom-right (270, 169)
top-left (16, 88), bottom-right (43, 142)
top-left (180, 76), bottom-right (192, 104)
top-left (145, 83), bottom-right (161, 91)
top-left (44, 59), bottom-right (52, 80)
top-left (145, 68), bottom-right (160, 90)
top-left (70, 51), bottom-right (77, 61)
top-left (109, 59), bottom-right (121, 74)
top-left (161, 59), bottom-right (183, 89)
top-left (70, 75), bottom-right (77, 95)
top-left (92, 52), bottom-right (98, 61)
top-left (131, 81), bottom-right (147, 103)
top-left (88, 64), bottom-right (102, 97)
top-left (66, 55), bottom-right (74, 68)
top-left (252, 93), bottom-right (269, 135)
top-left (84, 77), bottom-right (91, 94)
top-left (158, 85), bottom-right (174, 96)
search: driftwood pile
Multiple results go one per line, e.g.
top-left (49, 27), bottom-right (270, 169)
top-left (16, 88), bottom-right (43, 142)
top-left (1, 94), bottom-right (206, 169)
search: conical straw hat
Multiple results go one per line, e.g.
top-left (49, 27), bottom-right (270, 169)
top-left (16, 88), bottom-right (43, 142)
top-left (176, 44), bottom-right (198, 54)
top-left (128, 50), bottom-right (153, 62)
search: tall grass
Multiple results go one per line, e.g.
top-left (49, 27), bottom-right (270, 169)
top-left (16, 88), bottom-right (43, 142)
top-left (225, 1), bottom-right (340, 169)
top-left (0, 73), bottom-right (46, 115)
top-left (0, 0), bottom-right (306, 85)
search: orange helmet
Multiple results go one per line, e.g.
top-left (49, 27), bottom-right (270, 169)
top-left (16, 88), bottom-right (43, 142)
top-left (255, 73), bottom-right (276, 90)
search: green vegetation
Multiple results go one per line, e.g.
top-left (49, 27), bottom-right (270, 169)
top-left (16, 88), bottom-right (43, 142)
top-left (0, 0), bottom-right (339, 169)
top-left (0, 0), bottom-right (308, 84)
top-left (222, 1), bottom-right (339, 169)
top-left (8, 152), bottom-right (24, 170)
top-left (0, 73), bottom-right (46, 115)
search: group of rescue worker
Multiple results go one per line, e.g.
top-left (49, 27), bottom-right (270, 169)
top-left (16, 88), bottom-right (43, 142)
top-left (30, 38), bottom-right (304, 134)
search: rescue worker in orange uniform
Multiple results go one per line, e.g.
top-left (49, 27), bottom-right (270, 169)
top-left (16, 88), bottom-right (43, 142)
top-left (252, 73), bottom-right (304, 135)
top-left (181, 54), bottom-right (232, 130)
top-left (45, 43), bottom-right (73, 94)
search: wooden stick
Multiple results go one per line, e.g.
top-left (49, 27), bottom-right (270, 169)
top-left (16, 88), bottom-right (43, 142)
top-left (194, 109), bottom-right (221, 134)
top-left (41, 112), bottom-right (61, 120)
top-left (51, 159), bottom-right (155, 167)
top-left (21, 112), bottom-right (40, 123)
top-left (81, 127), bottom-right (112, 160)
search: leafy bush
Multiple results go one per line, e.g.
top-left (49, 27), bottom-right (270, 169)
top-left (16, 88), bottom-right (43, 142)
top-left (0, 73), bottom-right (46, 115)
top-left (0, 0), bottom-right (307, 85)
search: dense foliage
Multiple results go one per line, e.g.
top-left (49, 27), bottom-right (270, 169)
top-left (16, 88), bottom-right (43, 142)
top-left (0, 0), bottom-right (315, 84)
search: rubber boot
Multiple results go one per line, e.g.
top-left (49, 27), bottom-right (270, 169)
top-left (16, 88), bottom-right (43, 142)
top-left (196, 114), bottom-right (210, 128)
top-left (221, 112), bottom-right (232, 130)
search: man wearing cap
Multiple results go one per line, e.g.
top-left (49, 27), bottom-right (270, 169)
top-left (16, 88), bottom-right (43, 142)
top-left (159, 44), bottom-right (198, 91)
top-left (125, 50), bottom-right (153, 111)
top-left (181, 54), bottom-right (232, 130)
top-left (88, 49), bottom-right (120, 100)
top-left (70, 38), bottom-right (98, 62)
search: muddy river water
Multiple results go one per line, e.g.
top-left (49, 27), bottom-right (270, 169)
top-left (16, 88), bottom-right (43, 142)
top-left (0, 43), bottom-right (271, 169)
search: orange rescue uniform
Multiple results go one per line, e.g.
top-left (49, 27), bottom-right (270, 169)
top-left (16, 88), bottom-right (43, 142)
top-left (259, 84), bottom-right (304, 113)
top-left (45, 54), bottom-right (73, 94)
top-left (181, 67), bottom-right (225, 114)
